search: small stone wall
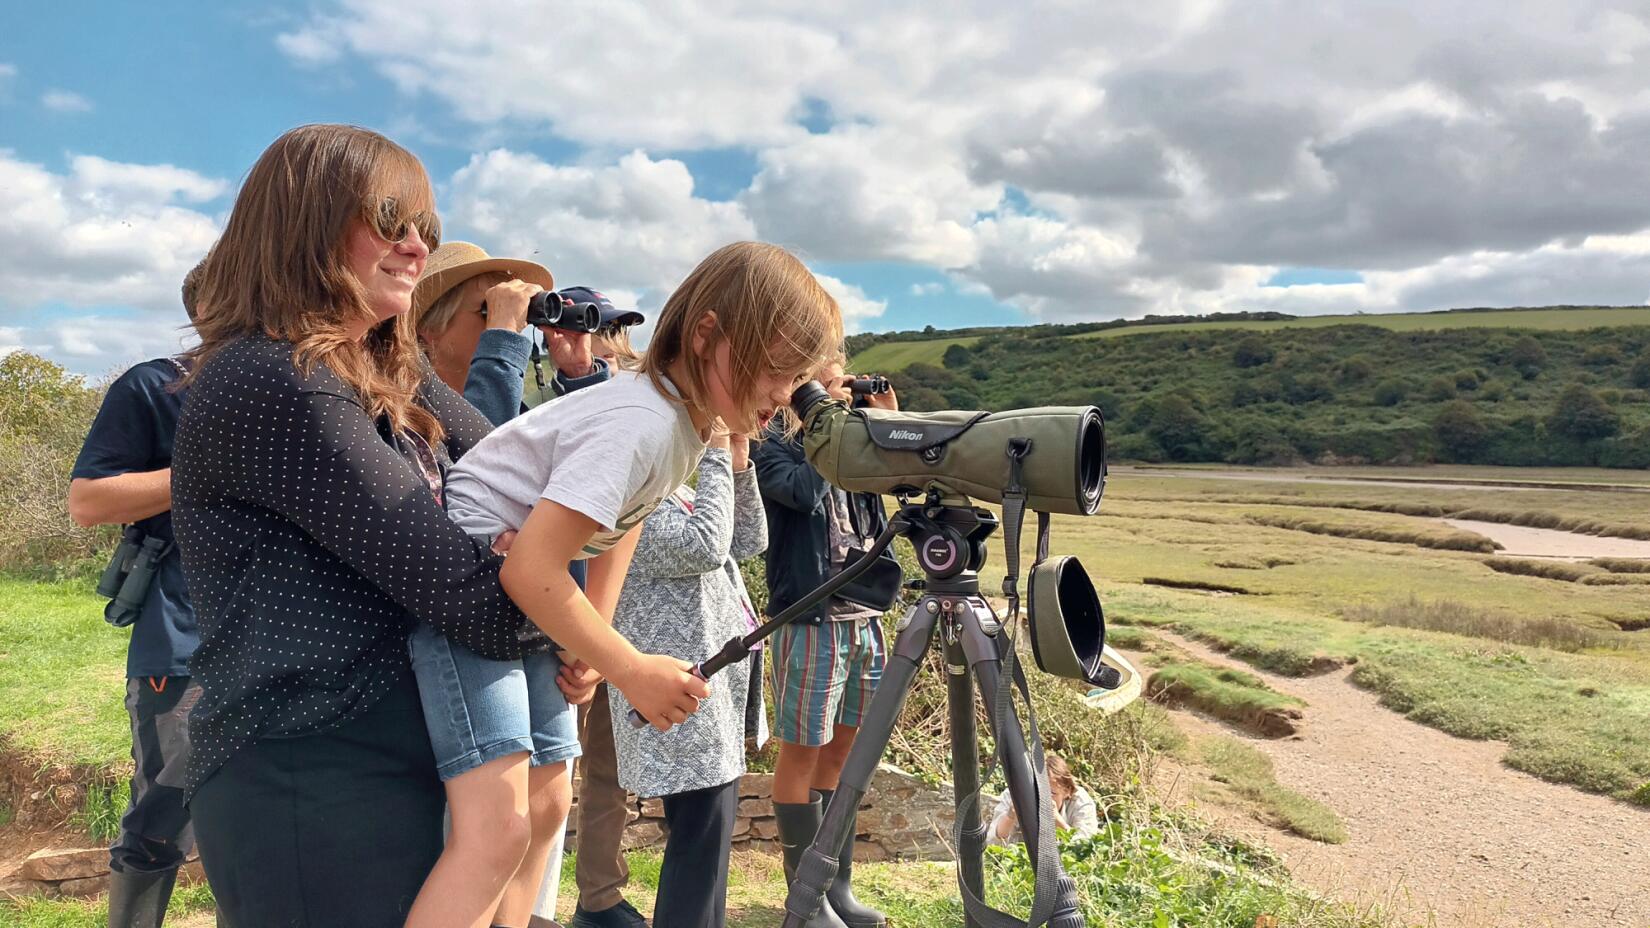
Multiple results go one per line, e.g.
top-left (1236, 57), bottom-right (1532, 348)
top-left (568, 762), bottom-right (958, 862)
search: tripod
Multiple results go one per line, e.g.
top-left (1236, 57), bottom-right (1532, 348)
top-left (777, 493), bottom-right (1084, 928)
top-left (631, 484), bottom-right (1088, 926)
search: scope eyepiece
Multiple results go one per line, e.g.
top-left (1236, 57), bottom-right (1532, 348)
top-left (790, 380), bottom-right (834, 424)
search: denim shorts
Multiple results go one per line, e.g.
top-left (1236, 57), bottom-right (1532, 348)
top-left (408, 622), bottom-right (582, 781)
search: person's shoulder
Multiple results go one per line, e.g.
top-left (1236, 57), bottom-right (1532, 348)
top-left (194, 336), bottom-right (348, 399)
top-left (106, 358), bottom-right (183, 399)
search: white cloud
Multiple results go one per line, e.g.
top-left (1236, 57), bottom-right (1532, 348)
top-left (275, 26), bottom-right (344, 65)
top-left (910, 282), bottom-right (944, 296)
top-left (41, 89), bottom-right (92, 113)
top-left (444, 148), bottom-right (756, 301)
top-left (813, 272), bottom-right (887, 334)
top-left (0, 151), bottom-right (220, 371)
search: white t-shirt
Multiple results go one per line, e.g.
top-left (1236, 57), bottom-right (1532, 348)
top-left (444, 369), bottom-right (707, 558)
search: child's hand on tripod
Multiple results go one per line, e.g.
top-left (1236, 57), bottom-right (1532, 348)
top-left (616, 652), bottom-right (710, 730)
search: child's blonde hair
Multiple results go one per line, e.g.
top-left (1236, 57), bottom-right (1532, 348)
top-left (594, 323), bottom-right (641, 370)
top-left (642, 242), bottom-right (842, 426)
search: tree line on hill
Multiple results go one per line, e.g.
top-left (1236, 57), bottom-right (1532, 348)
top-left (884, 325), bottom-right (1650, 468)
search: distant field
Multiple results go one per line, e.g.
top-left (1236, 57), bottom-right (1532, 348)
top-left (851, 336), bottom-right (980, 372)
top-left (1075, 306), bottom-right (1650, 340)
top-left (853, 307), bottom-right (1650, 371)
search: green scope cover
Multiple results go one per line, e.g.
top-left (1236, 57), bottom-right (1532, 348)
top-left (799, 401), bottom-right (1106, 516)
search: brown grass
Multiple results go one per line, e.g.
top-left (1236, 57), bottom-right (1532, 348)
top-left (1344, 594), bottom-right (1627, 652)
top-left (1481, 557), bottom-right (1597, 583)
top-left (1589, 557), bottom-right (1650, 574)
top-left (1244, 513), bottom-right (1499, 553)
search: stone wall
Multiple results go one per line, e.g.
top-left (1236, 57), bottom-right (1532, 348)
top-left (568, 763), bottom-right (958, 862)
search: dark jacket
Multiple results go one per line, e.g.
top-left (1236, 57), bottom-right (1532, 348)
top-left (752, 425), bottom-right (887, 624)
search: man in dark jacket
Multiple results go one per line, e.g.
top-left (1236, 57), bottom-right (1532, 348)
top-left (66, 261), bottom-right (207, 928)
top-left (752, 358), bottom-right (896, 928)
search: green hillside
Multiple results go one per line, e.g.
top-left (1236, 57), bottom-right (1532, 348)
top-left (864, 313), bottom-right (1650, 469)
top-left (1075, 306), bottom-right (1650, 339)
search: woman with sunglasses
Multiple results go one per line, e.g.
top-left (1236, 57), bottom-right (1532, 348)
top-left (172, 124), bottom-right (527, 927)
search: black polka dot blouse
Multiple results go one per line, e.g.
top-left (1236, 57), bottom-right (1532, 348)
top-left (171, 335), bottom-right (527, 796)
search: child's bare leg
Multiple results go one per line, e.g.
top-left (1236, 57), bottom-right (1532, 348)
top-left (774, 739), bottom-right (824, 804)
top-left (493, 760), bottom-right (573, 925)
top-left (405, 753), bottom-right (533, 928)
top-left (812, 724), bottom-right (860, 793)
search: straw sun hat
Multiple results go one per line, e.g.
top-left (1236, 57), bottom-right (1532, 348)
top-left (412, 241), bottom-right (555, 316)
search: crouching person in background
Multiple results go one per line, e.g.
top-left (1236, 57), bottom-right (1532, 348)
top-left (67, 259), bottom-right (210, 928)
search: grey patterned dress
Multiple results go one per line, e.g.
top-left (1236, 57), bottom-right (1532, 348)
top-left (608, 446), bottom-right (769, 798)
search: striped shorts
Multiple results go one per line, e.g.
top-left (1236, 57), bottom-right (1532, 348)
top-left (769, 616), bottom-right (886, 746)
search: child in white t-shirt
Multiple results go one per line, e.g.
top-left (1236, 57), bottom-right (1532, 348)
top-left (405, 242), bottom-right (844, 928)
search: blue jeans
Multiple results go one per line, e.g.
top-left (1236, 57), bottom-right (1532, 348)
top-left (408, 623), bottom-right (582, 781)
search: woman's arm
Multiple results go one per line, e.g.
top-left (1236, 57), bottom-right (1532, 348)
top-left (459, 329), bottom-right (533, 427)
top-left (627, 448), bottom-right (737, 579)
top-left (195, 357), bottom-right (524, 660)
top-left (503, 498), bottom-right (708, 729)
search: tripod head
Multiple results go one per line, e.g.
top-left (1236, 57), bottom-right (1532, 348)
top-left (891, 485), bottom-right (998, 585)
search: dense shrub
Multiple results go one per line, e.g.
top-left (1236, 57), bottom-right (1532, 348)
top-left (0, 353), bottom-right (111, 574)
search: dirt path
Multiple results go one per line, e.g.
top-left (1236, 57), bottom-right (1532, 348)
top-left (1443, 518), bottom-right (1650, 560)
top-left (1135, 631), bottom-right (1650, 928)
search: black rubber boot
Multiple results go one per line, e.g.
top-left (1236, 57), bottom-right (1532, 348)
top-left (774, 796), bottom-right (848, 928)
top-left (107, 867), bottom-right (178, 928)
top-left (816, 790), bottom-right (886, 928)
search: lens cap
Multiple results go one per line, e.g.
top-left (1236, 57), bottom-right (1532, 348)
top-left (1026, 555), bottom-right (1111, 688)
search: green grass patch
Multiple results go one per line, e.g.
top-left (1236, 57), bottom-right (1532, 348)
top-left (1345, 595), bottom-right (1628, 652)
top-left (1146, 661), bottom-right (1306, 738)
top-left (1, 878), bottom-right (216, 928)
top-left (0, 576), bottom-right (132, 769)
top-left (1193, 735), bottom-right (1348, 844)
top-left (71, 778), bottom-right (130, 843)
top-left (850, 336), bottom-right (982, 372)
top-left (986, 806), bottom-right (1374, 925)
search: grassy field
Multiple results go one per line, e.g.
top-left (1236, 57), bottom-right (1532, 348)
top-left (0, 578), bottom-right (131, 769)
top-left (951, 467), bottom-right (1650, 802)
top-left (851, 335), bottom-right (980, 372)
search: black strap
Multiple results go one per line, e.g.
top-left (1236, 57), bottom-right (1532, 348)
top-left (953, 439), bottom-right (1061, 928)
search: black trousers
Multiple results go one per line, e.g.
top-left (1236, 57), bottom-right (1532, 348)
top-left (112, 676), bottom-right (199, 874)
top-left (190, 672), bottom-right (444, 928)
top-left (655, 779), bottom-right (740, 928)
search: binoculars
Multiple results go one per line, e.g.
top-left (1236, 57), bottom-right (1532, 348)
top-left (97, 526), bottom-right (170, 628)
top-left (520, 292), bottom-right (602, 333)
top-left (849, 375), bottom-right (891, 396)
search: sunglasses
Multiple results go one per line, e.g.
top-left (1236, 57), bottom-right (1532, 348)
top-left (369, 197), bottom-right (442, 251)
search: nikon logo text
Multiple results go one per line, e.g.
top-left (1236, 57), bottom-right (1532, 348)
top-left (890, 429), bottom-right (925, 441)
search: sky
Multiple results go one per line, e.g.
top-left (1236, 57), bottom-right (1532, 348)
top-left (3, 1), bottom-right (1650, 374)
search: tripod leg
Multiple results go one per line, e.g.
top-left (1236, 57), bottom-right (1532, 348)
top-left (972, 658), bottom-right (1087, 928)
top-left (781, 608), bottom-right (937, 928)
top-left (947, 638), bottom-right (987, 928)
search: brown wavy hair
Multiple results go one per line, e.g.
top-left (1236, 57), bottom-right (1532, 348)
top-left (641, 242), bottom-right (842, 435)
top-left (185, 124), bottom-right (444, 441)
